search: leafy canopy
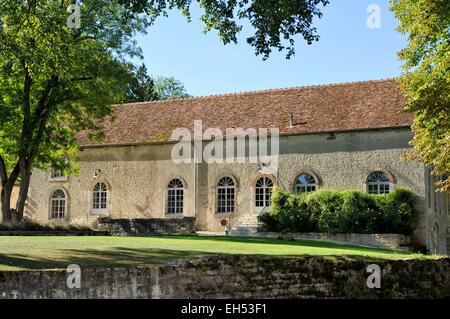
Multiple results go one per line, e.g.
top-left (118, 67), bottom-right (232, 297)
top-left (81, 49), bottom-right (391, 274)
top-left (119, 0), bottom-right (330, 60)
top-left (154, 76), bottom-right (190, 100)
top-left (0, 1), bottom-right (151, 174)
top-left (125, 63), bottom-right (190, 102)
top-left (390, 0), bottom-right (450, 191)
top-left (125, 64), bottom-right (159, 102)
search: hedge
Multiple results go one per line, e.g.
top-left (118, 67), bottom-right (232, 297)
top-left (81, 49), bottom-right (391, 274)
top-left (258, 188), bottom-right (418, 234)
top-left (0, 218), bottom-right (92, 232)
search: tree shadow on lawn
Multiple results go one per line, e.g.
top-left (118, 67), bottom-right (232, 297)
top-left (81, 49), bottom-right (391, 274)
top-left (0, 244), bottom-right (416, 271)
top-left (0, 247), bottom-right (212, 270)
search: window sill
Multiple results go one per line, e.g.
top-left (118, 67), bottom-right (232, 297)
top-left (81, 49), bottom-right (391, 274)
top-left (91, 210), bottom-right (108, 216)
top-left (164, 213), bottom-right (184, 218)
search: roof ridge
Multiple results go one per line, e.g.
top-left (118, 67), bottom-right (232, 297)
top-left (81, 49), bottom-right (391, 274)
top-left (117, 77), bottom-right (398, 107)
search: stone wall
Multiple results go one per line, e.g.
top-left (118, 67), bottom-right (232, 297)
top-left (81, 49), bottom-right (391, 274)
top-left (97, 217), bottom-right (195, 235)
top-left (244, 232), bottom-right (410, 251)
top-left (1, 256), bottom-right (450, 299)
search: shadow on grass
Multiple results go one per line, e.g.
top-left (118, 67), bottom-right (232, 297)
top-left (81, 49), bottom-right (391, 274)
top-left (0, 247), bottom-right (213, 270)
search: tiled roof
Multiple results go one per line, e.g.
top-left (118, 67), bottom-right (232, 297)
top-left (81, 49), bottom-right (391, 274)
top-left (77, 78), bottom-right (412, 146)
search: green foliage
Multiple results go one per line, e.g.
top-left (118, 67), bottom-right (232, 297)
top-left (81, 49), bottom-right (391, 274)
top-left (307, 190), bottom-right (343, 233)
top-left (0, 218), bottom-right (92, 232)
top-left (390, 0), bottom-right (450, 191)
top-left (153, 76), bottom-right (190, 100)
top-left (0, 1), bottom-right (151, 174)
top-left (125, 63), bottom-right (190, 102)
top-left (119, 0), bottom-right (330, 60)
top-left (125, 63), bottom-right (159, 103)
top-left (260, 188), bottom-right (314, 232)
top-left (259, 188), bottom-right (418, 235)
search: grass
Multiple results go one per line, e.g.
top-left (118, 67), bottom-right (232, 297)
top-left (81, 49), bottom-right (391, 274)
top-left (0, 234), bottom-right (432, 271)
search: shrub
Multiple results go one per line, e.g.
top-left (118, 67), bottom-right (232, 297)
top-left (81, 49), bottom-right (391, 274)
top-left (0, 218), bottom-right (92, 232)
top-left (340, 191), bottom-right (381, 233)
top-left (307, 190), bottom-right (344, 233)
top-left (259, 188), bottom-right (316, 233)
top-left (259, 188), bottom-right (418, 235)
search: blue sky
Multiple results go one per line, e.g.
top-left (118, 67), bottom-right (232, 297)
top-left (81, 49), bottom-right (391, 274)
top-left (133, 0), bottom-right (407, 97)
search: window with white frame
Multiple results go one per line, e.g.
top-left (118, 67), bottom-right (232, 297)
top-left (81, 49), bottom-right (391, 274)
top-left (295, 173), bottom-right (317, 193)
top-left (217, 177), bottom-right (236, 213)
top-left (92, 182), bottom-right (108, 212)
top-left (367, 171), bottom-right (390, 194)
top-left (255, 176), bottom-right (273, 208)
top-left (167, 179), bottom-right (184, 214)
top-left (50, 189), bottom-right (66, 219)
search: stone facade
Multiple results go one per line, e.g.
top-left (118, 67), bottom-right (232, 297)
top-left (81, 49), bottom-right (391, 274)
top-left (1, 256), bottom-right (450, 299)
top-left (24, 127), bottom-right (449, 254)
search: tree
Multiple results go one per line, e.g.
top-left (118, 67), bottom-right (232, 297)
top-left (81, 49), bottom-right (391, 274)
top-left (119, 0), bottom-right (330, 60)
top-left (0, 1), bottom-right (151, 221)
top-left (390, 0), bottom-right (450, 191)
top-left (125, 64), bottom-right (189, 102)
top-left (154, 76), bottom-right (190, 100)
top-left (125, 63), bottom-right (159, 102)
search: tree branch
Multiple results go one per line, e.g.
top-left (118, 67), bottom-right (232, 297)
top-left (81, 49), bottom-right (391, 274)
top-left (4, 161), bottom-right (20, 192)
top-left (19, 59), bottom-right (33, 159)
top-left (0, 154), bottom-right (7, 188)
top-left (68, 76), bottom-right (93, 82)
top-left (30, 75), bottom-right (58, 130)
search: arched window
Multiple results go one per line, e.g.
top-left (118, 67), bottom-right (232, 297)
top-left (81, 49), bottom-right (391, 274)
top-left (217, 177), bottom-right (236, 213)
top-left (295, 173), bottom-right (317, 193)
top-left (167, 179), bottom-right (184, 214)
top-left (50, 189), bottom-right (66, 219)
top-left (367, 171), bottom-right (390, 194)
top-left (93, 182), bottom-right (108, 212)
top-left (255, 176), bottom-right (274, 208)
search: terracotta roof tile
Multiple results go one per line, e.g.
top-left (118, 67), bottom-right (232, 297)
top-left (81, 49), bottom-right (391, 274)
top-left (77, 78), bottom-right (412, 146)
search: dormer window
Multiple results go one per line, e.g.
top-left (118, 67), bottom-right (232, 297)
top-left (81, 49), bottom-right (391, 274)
top-left (49, 168), bottom-right (67, 181)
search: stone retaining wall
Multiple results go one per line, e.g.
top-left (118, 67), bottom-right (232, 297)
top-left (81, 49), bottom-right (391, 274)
top-left (97, 217), bottom-right (195, 236)
top-left (1, 256), bottom-right (449, 299)
top-left (253, 232), bottom-right (410, 251)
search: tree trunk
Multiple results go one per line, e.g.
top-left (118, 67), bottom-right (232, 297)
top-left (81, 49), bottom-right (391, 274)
top-left (0, 162), bottom-right (21, 223)
top-left (1, 186), bottom-right (12, 222)
top-left (13, 165), bottom-right (32, 222)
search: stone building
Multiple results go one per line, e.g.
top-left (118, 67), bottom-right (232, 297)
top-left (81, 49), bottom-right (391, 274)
top-left (16, 79), bottom-right (450, 254)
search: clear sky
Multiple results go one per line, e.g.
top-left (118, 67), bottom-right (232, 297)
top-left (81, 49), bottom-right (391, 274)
top-left (132, 0), bottom-right (407, 97)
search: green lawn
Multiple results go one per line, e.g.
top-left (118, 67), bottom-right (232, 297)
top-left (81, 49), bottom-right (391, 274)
top-left (0, 235), bottom-right (429, 271)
